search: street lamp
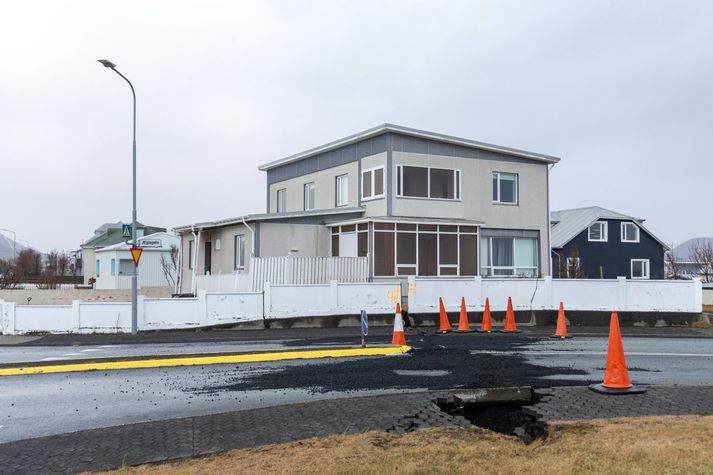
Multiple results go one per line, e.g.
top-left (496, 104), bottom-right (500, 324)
top-left (98, 59), bottom-right (139, 335)
top-left (0, 228), bottom-right (16, 262)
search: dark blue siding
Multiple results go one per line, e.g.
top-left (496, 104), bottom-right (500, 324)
top-left (552, 219), bottom-right (665, 279)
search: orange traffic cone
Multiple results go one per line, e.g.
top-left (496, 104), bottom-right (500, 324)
top-left (456, 297), bottom-right (474, 333)
top-left (438, 297), bottom-right (452, 334)
top-left (589, 312), bottom-right (645, 394)
top-left (501, 297), bottom-right (521, 333)
top-left (478, 297), bottom-right (493, 333)
top-left (551, 302), bottom-right (571, 339)
top-left (392, 303), bottom-right (406, 346)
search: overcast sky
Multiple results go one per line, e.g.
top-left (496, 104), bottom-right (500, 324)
top-left (1, 0), bottom-right (711, 252)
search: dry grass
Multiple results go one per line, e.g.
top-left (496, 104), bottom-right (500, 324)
top-left (110, 415), bottom-right (713, 475)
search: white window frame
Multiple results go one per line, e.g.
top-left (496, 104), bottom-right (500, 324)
top-left (234, 234), bottom-right (245, 270)
top-left (480, 236), bottom-right (539, 277)
top-left (110, 258), bottom-right (116, 276)
top-left (396, 165), bottom-right (462, 201)
top-left (303, 182), bottom-right (315, 211)
top-left (492, 172), bottom-right (518, 205)
top-left (335, 174), bottom-right (348, 207)
top-left (588, 221), bottom-right (608, 242)
top-left (276, 188), bottom-right (286, 213)
top-left (621, 222), bottom-right (640, 243)
top-left (361, 166), bottom-right (385, 201)
top-left (188, 240), bottom-right (194, 270)
top-left (631, 259), bottom-right (650, 279)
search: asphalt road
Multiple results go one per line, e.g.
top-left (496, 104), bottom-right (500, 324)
top-left (2, 331), bottom-right (713, 443)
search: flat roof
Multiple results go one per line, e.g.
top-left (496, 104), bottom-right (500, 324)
top-left (258, 123), bottom-right (561, 171)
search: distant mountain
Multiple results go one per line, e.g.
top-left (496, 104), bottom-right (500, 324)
top-left (0, 234), bottom-right (31, 262)
top-left (672, 237), bottom-right (713, 261)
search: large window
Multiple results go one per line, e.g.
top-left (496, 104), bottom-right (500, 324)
top-left (276, 188), bottom-right (286, 213)
top-left (588, 221), bottom-right (608, 242)
top-left (119, 259), bottom-right (133, 275)
top-left (396, 166), bottom-right (461, 200)
top-left (188, 240), bottom-right (194, 269)
top-left (373, 223), bottom-right (478, 277)
top-left (480, 237), bottom-right (538, 277)
top-left (361, 166), bottom-right (385, 200)
top-left (492, 172), bottom-right (518, 204)
top-left (303, 182), bottom-right (315, 210)
top-left (331, 224), bottom-right (368, 258)
top-left (621, 222), bottom-right (640, 243)
top-left (631, 259), bottom-right (649, 279)
top-left (336, 174), bottom-right (348, 207)
top-left (234, 235), bottom-right (245, 269)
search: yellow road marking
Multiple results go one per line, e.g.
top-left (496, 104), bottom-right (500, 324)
top-left (0, 345), bottom-right (412, 376)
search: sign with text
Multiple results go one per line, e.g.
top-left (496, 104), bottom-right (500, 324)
top-left (139, 239), bottom-right (162, 248)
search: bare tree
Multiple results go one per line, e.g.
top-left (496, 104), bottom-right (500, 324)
top-left (15, 249), bottom-right (42, 278)
top-left (160, 245), bottom-right (179, 289)
top-left (690, 241), bottom-right (713, 283)
top-left (57, 252), bottom-right (69, 277)
top-left (559, 246), bottom-right (587, 278)
top-left (665, 250), bottom-right (685, 280)
top-left (0, 259), bottom-right (19, 289)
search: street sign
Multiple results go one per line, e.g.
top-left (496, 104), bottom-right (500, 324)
top-left (361, 310), bottom-right (369, 337)
top-left (139, 239), bottom-right (162, 248)
top-left (121, 224), bottom-right (132, 239)
top-left (130, 247), bottom-right (143, 267)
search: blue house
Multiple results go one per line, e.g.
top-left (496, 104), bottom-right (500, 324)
top-left (550, 207), bottom-right (668, 279)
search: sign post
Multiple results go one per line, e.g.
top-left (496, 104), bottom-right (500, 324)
top-left (360, 310), bottom-right (368, 348)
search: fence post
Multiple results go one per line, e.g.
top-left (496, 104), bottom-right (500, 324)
top-left (330, 280), bottom-right (339, 314)
top-left (1, 300), bottom-right (15, 335)
top-left (693, 278), bottom-right (703, 313)
top-left (407, 276), bottom-right (416, 312)
top-left (137, 295), bottom-right (146, 331)
top-left (72, 300), bottom-right (81, 333)
top-left (473, 275), bottom-right (482, 309)
top-left (263, 281), bottom-right (272, 319)
top-left (617, 276), bottom-right (627, 312)
top-left (543, 275), bottom-right (554, 310)
top-left (197, 290), bottom-right (208, 324)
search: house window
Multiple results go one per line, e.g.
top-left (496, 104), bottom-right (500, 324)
top-left (396, 166), bottom-right (461, 200)
top-left (621, 222), bottom-right (640, 243)
top-left (303, 182), bottom-right (315, 210)
top-left (119, 259), bottom-right (133, 275)
top-left (110, 258), bottom-right (116, 276)
top-left (96, 259), bottom-right (100, 277)
top-left (336, 174), bottom-right (348, 207)
top-left (588, 221), bottom-right (608, 242)
top-left (565, 257), bottom-right (581, 278)
top-left (373, 223), bottom-right (478, 277)
top-left (276, 188), bottom-right (286, 213)
top-left (631, 259), bottom-right (650, 279)
top-left (234, 235), bottom-right (245, 269)
top-left (188, 240), bottom-right (194, 270)
top-left (480, 237), bottom-right (538, 277)
top-left (361, 166), bottom-right (385, 200)
top-left (492, 172), bottom-right (518, 204)
top-left (331, 223), bottom-right (368, 257)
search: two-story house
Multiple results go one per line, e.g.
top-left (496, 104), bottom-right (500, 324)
top-left (551, 206), bottom-right (668, 279)
top-left (174, 124), bottom-right (560, 293)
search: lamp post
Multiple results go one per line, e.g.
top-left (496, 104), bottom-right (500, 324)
top-left (0, 228), bottom-right (16, 262)
top-left (98, 59), bottom-right (138, 335)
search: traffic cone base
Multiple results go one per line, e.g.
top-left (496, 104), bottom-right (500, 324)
top-left (588, 383), bottom-right (646, 395)
top-left (549, 334), bottom-right (572, 339)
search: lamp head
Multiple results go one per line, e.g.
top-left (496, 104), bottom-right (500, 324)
top-left (97, 59), bottom-right (116, 69)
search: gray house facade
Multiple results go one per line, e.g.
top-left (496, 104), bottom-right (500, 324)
top-left (175, 124), bottom-right (560, 293)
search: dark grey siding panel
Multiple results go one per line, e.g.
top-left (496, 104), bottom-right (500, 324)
top-left (391, 132), bottom-right (537, 164)
top-left (267, 135), bottom-right (388, 185)
top-left (481, 228), bottom-right (540, 239)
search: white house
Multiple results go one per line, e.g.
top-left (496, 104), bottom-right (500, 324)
top-left (94, 232), bottom-right (180, 290)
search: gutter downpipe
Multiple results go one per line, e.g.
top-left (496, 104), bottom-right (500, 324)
top-left (547, 163), bottom-right (555, 277)
top-left (241, 217), bottom-right (255, 259)
top-left (552, 249), bottom-right (562, 278)
top-left (191, 226), bottom-right (201, 295)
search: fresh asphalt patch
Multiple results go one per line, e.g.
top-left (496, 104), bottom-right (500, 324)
top-left (189, 333), bottom-right (594, 396)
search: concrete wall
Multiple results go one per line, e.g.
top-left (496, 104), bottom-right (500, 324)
top-left (0, 287), bottom-right (172, 305)
top-left (268, 162), bottom-right (359, 213)
top-left (407, 276), bottom-right (703, 314)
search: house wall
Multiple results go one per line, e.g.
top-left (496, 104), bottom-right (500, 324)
top-left (258, 223), bottom-right (331, 257)
top-left (553, 219), bottom-right (666, 279)
top-left (95, 249), bottom-right (175, 290)
top-left (268, 162), bottom-right (359, 213)
top-left (82, 248), bottom-right (97, 284)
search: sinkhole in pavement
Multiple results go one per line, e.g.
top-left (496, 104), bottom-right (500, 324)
top-left (435, 387), bottom-right (547, 444)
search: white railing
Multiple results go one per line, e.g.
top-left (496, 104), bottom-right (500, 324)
top-left (407, 276), bottom-right (703, 314)
top-left (196, 256), bottom-right (369, 293)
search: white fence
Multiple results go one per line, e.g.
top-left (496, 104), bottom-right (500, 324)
top-left (196, 256), bottom-right (369, 292)
top-left (0, 280), bottom-right (399, 335)
top-left (407, 276), bottom-right (703, 314)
